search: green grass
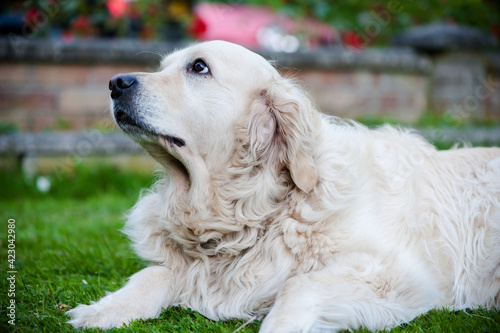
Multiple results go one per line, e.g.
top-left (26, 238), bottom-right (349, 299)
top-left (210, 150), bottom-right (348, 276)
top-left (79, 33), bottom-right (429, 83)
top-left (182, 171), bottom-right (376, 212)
top-left (1, 164), bottom-right (499, 332)
top-left (356, 110), bottom-right (500, 129)
top-left (355, 111), bottom-right (500, 150)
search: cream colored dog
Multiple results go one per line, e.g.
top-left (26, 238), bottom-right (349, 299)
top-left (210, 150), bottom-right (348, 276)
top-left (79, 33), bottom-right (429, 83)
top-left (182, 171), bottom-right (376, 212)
top-left (67, 41), bottom-right (500, 332)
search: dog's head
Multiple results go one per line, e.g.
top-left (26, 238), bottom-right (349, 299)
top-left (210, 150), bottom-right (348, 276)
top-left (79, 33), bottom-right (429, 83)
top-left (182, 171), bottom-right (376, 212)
top-left (109, 41), bottom-right (319, 198)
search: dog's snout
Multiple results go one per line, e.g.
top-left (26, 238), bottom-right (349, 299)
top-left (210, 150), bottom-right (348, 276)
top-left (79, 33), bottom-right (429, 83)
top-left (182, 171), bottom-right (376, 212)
top-left (109, 74), bottom-right (138, 99)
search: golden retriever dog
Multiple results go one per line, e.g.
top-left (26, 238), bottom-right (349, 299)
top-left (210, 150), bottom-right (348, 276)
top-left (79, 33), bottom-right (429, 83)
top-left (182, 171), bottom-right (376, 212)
top-left (68, 41), bottom-right (500, 332)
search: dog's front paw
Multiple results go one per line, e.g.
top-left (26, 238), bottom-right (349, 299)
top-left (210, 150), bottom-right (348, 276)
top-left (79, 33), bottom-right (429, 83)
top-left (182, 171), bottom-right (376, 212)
top-left (66, 303), bottom-right (131, 329)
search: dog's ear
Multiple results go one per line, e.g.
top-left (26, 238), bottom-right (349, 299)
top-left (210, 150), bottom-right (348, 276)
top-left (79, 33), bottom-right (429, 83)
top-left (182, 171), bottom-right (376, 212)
top-left (247, 79), bottom-right (319, 193)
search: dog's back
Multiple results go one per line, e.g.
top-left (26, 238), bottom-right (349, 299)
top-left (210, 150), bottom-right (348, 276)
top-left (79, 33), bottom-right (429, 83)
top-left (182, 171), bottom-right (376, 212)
top-left (319, 121), bottom-right (500, 309)
top-left (425, 147), bottom-right (500, 308)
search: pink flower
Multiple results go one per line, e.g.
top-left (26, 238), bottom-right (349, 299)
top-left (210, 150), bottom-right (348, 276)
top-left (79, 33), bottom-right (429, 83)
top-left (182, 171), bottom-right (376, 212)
top-left (106, 0), bottom-right (128, 19)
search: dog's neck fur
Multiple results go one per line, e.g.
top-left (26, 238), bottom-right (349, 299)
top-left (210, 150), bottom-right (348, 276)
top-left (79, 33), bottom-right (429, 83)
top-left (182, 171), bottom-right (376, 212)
top-left (157, 132), bottom-right (299, 260)
top-left (139, 86), bottom-right (328, 264)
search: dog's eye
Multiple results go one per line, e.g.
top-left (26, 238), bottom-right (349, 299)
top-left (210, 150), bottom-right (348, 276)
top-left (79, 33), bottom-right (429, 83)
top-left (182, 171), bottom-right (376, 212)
top-left (191, 59), bottom-right (210, 74)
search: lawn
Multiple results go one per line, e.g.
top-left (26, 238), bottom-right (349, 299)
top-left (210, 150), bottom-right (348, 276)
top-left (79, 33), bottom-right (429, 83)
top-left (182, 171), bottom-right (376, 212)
top-left (1, 163), bottom-right (499, 333)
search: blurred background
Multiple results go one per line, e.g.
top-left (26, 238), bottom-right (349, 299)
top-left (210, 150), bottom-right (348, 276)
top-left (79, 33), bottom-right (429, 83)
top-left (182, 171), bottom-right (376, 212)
top-left (1, 3), bottom-right (500, 331)
top-left (1, 0), bottom-right (500, 189)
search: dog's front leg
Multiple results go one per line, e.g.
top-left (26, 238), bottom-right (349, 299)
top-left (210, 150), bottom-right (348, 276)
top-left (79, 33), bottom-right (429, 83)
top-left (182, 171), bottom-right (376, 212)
top-left (67, 265), bottom-right (176, 329)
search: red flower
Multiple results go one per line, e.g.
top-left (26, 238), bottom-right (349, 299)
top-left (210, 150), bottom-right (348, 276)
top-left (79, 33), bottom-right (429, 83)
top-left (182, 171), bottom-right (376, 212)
top-left (106, 0), bottom-right (128, 19)
top-left (342, 30), bottom-right (364, 51)
top-left (491, 24), bottom-right (500, 38)
top-left (188, 15), bottom-right (207, 38)
top-left (24, 8), bottom-right (41, 25)
top-left (73, 15), bottom-right (91, 30)
top-left (72, 15), bottom-right (95, 37)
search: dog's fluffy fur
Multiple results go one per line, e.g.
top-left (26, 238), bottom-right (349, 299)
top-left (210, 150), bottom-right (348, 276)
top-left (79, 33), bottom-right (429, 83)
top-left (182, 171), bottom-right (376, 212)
top-left (67, 41), bottom-right (500, 332)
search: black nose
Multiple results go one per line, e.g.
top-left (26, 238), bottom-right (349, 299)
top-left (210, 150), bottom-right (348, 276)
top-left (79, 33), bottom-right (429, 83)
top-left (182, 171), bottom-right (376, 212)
top-left (109, 74), bottom-right (137, 99)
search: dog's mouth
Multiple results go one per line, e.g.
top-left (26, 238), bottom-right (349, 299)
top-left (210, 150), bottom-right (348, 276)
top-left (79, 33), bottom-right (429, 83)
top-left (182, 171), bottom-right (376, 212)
top-left (114, 108), bottom-right (185, 149)
top-left (113, 105), bottom-right (190, 183)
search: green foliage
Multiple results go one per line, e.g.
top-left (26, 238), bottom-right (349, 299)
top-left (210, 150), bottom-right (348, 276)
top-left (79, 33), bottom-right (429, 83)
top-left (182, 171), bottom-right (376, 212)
top-left (54, 117), bottom-right (72, 131)
top-left (1, 164), bottom-right (499, 332)
top-left (0, 122), bottom-right (19, 135)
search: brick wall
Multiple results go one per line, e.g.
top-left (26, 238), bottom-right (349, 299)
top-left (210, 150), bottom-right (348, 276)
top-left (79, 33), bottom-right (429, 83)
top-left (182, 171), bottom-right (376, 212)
top-left (289, 70), bottom-right (427, 122)
top-left (0, 38), bottom-right (499, 132)
top-left (0, 63), bottom-right (145, 132)
top-left (0, 62), bottom-right (430, 132)
top-left (430, 52), bottom-right (500, 120)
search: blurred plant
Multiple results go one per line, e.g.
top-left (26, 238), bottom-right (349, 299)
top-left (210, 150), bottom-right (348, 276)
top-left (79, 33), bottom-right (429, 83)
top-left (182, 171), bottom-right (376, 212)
top-left (5, 0), bottom-right (499, 45)
top-left (0, 122), bottom-right (20, 135)
top-left (17, 0), bottom-right (193, 40)
top-left (212, 0), bottom-right (500, 47)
